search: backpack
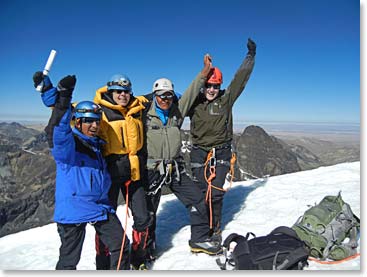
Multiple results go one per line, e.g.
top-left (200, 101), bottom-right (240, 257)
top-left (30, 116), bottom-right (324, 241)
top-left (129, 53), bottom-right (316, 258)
top-left (217, 226), bottom-right (309, 270)
top-left (292, 191), bottom-right (360, 261)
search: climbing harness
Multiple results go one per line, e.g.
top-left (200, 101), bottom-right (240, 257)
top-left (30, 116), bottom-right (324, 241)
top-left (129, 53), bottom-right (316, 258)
top-left (146, 159), bottom-right (180, 196)
top-left (203, 148), bottom-right (236, 229)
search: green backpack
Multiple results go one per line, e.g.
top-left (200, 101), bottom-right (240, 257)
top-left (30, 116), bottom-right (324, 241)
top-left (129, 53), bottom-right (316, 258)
top-left (292, 191), bottom-right (360, 260)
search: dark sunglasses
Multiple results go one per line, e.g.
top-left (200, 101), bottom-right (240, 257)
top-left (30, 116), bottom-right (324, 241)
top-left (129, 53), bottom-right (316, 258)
top-left (113, 90), bottom-right (131, 95)
top-left (206, 84), bottom-right (220, 89)
top-left (81, 118), bottom-right (100, 124)
top-left (157, 94), bottom-right (174, 100)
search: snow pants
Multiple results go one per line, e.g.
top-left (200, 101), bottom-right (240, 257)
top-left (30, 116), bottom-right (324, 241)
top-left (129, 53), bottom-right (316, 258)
top-left (56, 213), bottom-right (130, 270)
top-left (190, 144), bottom-right (232, 236)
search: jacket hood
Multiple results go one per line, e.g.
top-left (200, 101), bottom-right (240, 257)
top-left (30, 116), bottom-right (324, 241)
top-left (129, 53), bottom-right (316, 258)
top-left (94, 86), bottom-right (145, 116)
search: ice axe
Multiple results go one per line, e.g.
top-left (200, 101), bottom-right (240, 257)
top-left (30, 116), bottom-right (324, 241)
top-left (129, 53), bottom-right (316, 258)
top-left (36, 49), bottom-right (57, 92)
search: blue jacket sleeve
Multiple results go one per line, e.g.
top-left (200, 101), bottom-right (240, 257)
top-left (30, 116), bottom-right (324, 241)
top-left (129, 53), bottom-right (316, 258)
top-left (41, 87), bottom-right (58, 107)
top-left (51, 107), bottom-right (75, 163)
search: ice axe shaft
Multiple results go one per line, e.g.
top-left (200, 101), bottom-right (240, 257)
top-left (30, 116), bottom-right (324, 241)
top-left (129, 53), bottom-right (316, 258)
top-left (36, 49), bottom-right (57, 92)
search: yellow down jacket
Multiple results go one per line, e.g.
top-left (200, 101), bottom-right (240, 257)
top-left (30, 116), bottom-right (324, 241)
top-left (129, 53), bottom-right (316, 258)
top-left (94, 86), bottom-right (145, 181)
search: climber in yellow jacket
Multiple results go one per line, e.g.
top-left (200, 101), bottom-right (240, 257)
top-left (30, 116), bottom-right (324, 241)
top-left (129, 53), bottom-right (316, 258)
top-left (93, 74), bottom-right (152, 270)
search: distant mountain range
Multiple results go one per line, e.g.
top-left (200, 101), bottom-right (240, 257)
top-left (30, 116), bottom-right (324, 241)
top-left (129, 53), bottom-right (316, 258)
top-left (0, 122), bottom-right (359, 237)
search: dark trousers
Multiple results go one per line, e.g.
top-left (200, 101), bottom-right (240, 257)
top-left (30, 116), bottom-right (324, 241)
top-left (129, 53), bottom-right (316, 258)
top-left (145, 164), bottom-right (210, 245)
top-left (190, 145), bottom-right (231, 234)
top-left (96, 180), bottom-right (152, 269)
top-left (56, 213), bottom-right (130, 270)
top-left (109, 180), bottom-right (152, 231)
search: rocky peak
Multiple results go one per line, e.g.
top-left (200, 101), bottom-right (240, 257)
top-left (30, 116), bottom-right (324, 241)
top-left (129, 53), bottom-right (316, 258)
top-left (235, 125), bottom-right (301, 178)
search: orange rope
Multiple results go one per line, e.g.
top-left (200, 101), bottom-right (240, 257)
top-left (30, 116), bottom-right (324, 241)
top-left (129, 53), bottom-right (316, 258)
top-left (117, 180), bottom-right (132, 271)
top-left (227, 153), bottom-right (236, 190)
top-left (308, 253), bottom-right (360, 264)
top-left (203, 150), bottom-right (237, 229)
top-left (204, 151), bottom-right (216, 229)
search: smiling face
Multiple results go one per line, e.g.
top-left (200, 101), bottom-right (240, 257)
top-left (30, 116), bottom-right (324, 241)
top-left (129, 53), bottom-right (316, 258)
top-left (155, 91), bottom-right (174, 110)
top-left (112, 90), bottom-right (131, 107)
top-left (75, 118), bottom-right (101, 137)
top-left (204, 83), bottom-right (221, 101)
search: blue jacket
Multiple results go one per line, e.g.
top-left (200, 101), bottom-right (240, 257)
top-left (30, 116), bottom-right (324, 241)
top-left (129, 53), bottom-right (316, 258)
top-left (51, 107), bottom-right (114, 224)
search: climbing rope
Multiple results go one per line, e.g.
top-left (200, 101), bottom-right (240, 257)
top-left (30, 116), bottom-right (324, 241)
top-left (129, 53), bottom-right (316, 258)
top-left (117, 179), bottom-right (131, 271)
top-left (204, 149), bottom-right (216, 229)
top-left (308, 253), bottom-right (360, 265)
top-left (204, 149), bottom-right (237, 229)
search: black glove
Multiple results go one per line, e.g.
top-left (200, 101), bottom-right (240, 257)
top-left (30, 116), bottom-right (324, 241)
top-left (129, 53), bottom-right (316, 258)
top-left (56, 75), bottom-right (76, 109)
top-left (33, 71), bottom-right (53, 92)
top-left (57, 75), bottom-right (76, 93)
top-left (247, 38), bottom-right (256, 57)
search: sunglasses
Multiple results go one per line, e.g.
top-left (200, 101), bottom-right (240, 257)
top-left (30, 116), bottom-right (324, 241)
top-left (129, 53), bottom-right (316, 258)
top-left (206, 84), bottom-right (220, 89)
top-left (113, 90), bottom-right (131, 95)
top-left (157, 94), bottom-right (174, 100)
top-left (81, 118), bottom-right (101, 124)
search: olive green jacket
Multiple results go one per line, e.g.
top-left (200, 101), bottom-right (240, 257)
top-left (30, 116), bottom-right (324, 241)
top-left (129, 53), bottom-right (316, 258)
top-left (188, 53), bottom-right (255, 150)
top-left (144, 72), bottom-right (206, 162)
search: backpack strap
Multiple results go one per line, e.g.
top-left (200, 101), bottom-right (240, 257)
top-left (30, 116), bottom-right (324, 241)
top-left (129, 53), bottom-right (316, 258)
top-left (270, 226), bottom-right (301, 240)
top-left (222, 232), bottom-right (255, 250)
top-left (269, 226), bottom-right (310, 269)
top-left (217, 232), bottom-right (255, 270)
top-left (275, 246), bottom-right (309, 270)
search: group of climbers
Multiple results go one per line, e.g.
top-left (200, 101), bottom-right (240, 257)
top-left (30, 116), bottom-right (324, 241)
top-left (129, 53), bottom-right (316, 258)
top-left (32, 38), bottom-right (256, 270)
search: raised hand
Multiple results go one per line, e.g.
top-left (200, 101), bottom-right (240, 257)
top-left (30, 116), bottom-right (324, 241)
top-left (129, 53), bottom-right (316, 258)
top-left (247, 38), bottom-right (256, 57)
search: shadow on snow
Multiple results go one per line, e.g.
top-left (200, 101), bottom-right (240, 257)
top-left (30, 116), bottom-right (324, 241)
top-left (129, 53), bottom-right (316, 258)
top-left (154, 178), bottom-right (268, 256)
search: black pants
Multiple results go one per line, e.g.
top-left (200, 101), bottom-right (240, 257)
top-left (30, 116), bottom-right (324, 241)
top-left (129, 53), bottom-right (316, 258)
top-left (145, 163), bottom-right (210, 246)
top-left (56, 213), bottom-right (130, 270)
top-left (109, 179), bottom-right (152, 231)
top-left (96, 180), bottom-right (152, 269)
top-left (190, 145), bottom-right (231, 234)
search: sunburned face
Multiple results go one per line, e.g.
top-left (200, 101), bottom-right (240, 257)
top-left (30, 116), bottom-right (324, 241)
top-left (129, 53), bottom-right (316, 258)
top-left (75, 118), bottom-right (100, 137)
top-left (112, 90), bottom-right (131, 107)
top-left (204, 83), bottom-right (220, 101)
top-left (155, 92), bottom-right (174, 110)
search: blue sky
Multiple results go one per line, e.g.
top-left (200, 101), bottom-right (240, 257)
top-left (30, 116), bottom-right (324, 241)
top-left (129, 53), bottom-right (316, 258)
top-left (0, 0), bottom-right (360, 124)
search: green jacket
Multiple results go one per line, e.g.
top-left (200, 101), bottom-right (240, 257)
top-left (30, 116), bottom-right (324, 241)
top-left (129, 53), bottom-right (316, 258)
top-left (188, 54), bottom-right (255, 150)
top-left (144, 72), bottom-right (206, 162)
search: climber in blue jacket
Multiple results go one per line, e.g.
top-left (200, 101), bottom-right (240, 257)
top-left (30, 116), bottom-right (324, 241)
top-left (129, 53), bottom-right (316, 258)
top-left (32, 72), bottom-right (130, 270)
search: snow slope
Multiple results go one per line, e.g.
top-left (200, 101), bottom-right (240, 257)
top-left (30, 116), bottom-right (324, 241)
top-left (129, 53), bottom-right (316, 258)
top-left (0, 162), bottom-right (361, 273)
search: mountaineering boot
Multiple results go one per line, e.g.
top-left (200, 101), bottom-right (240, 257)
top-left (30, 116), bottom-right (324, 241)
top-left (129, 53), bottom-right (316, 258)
top-left (189, 238), bottom-right (223, 255)
top-left (131, 263), bottom-right (149, 270)
top-left (130, 228), bottom-right (149, 270)
top-left (210, 230), bottom-right (222, 245)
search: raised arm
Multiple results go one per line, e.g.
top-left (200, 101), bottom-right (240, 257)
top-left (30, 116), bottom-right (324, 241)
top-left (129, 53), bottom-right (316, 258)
top-left (178, 54), bottom-right (212, 116)
top-left (44, 76), bottom-right (77, 163)
top-left (226, 38), bottom-right (256, 106)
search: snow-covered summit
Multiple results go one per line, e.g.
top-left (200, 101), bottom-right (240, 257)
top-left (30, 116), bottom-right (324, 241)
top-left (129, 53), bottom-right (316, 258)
top-left (0, 162), bottom-right (360, 272)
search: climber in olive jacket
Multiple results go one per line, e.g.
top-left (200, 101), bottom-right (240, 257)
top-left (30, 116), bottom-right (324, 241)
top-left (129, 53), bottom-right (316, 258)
top-left (187, 38), bottom-right (256, 244)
